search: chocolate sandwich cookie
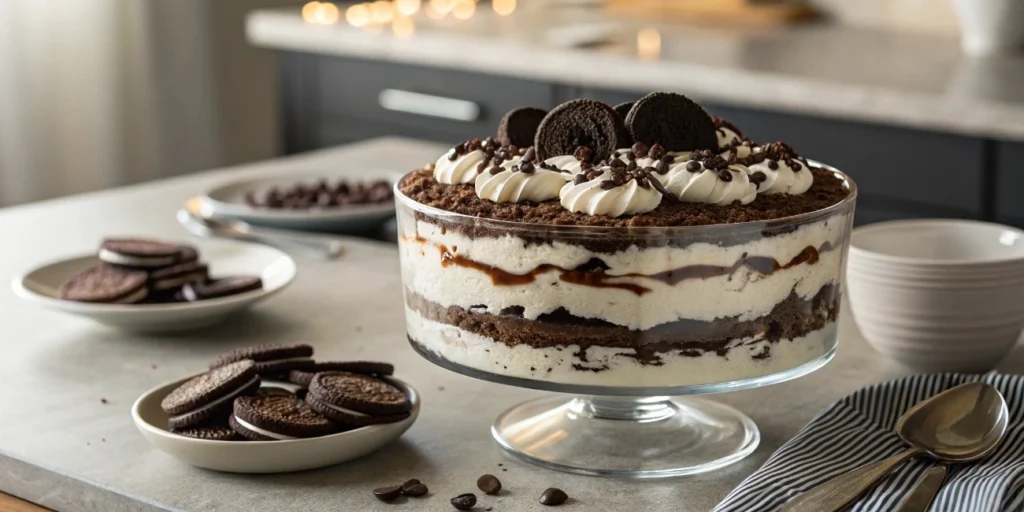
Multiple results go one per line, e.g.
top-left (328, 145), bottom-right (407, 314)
top-left (534, 99), bottom-right (626, 163)
top-left (305, 372), bottom-right (411, 427)
top-left (497, 107), bottom-right (547, 148)
top-left (58, 265), bottom-right (149, 304)
top-left (182, 275), bottom-right (262, 301)
top-left (287, 361), bottom-right (395, 387)
top-left (173, 424), bottom-right (244, 441)
top-left (612, 102), bottom-right (635, 146)
top-left (98, 238), bottom-right (185, 269)
top-left (613, 102), bottom-right (634, 121)
top-left (149, 261), bottom-right (208, 293)
top-left (229, 394), bottom-right (338, 441)
top-left (160, 360), bottom-right (261, 429)
top-left (210, 343), bottom-right (316, 377)
top-left (625, 92), bottom-right (717, 152)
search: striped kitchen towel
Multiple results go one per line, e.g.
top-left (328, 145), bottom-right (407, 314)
top-left (715, 373), bottom-right (1024, 512)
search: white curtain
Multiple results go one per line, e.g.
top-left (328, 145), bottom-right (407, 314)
top-left (0, 0), bottom-right (285, 207)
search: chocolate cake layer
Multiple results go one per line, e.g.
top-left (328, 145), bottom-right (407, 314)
top-left (405, 283), bottom-right (839, 367)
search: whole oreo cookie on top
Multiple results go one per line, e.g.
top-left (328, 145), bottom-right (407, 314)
top-left (533, 99), bottom-right (626, 163)
top-left (210, 343), bottom-right (316, 376)
top-left (58, 265), bottom-right (149, 304)
top-left (160, 360), bottom-right (261, 429)
top-left (497, 107), bottom-right (547, 148)
top-left (230, 394), bottom-right (339, 441)
top-left (98, 238), bottom-right (185, 268)
top-left (305, 372), bottom-right (411, 427)
top-left (182, 275), bottom-right (262, 301)
top-left (625, 92), bottom-right (717, 152)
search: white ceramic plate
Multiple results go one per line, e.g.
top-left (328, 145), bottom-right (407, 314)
top-left (203, 170), bottom-right (400, 233)
top-left (12, 241), bottom-right (296, 332)
top-left (132, 376), bottom-right (419, 473)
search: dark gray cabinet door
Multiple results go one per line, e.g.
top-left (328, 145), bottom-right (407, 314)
top-left (315, 56), bottom-right (554, 144)
top-left (996, 142), bottom-right (1024, 227)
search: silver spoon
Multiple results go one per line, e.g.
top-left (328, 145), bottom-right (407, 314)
top-left (178, 197), bottom-right (344, 259)
top-left (782, 382), bottom-right (1008, 512)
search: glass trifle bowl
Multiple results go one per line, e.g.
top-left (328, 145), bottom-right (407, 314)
top-left (396, 163), bottom-right (857, 477)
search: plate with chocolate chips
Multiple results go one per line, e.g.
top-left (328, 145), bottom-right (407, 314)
top-left (202, 171), bottom-right (399, 233)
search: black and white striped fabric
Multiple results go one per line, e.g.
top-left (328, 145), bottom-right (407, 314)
top-left (715, 373), bottom-right (1024, 512)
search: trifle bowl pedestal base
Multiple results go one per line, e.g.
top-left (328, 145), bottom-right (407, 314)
top-left (413, 341), bottom-right (835, 478)
top-left (492, 395), bottom-right (758, 478)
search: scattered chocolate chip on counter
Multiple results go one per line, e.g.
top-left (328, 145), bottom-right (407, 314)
top-left (540, 488), bottom-right (569, 506)
top-left (477, 474), bottom-right (502, 495)
top-left (451, 493), bottom-right (477, 510)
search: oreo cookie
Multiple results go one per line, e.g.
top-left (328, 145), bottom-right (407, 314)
top-left (625, 92), bottom-right (717, 152)
top-left (58, 265), bottom-right (149, 304)
top-left (98, 238), bottom-right (184, 268)
top-left (182, 276), bottom-right (262, 301)
top-left (210, 343), bottom-right (315, 376)
top-left (497, 107), bottom-right (547, 148)
top-left (288, 361), bottom-right (395, 387)
top-left (534, 99), bottom-right (626, 163)
top-left (229, 394), bottom-right (339, 440)
top-left (173, 424), bottom-right (244, 441)
top-left (160, 360), bottom-right (260, 429)
top-left (613, 102), bottom-right (634, 121)
top-left (149, 261), bottom-right (208, 293)
top-left (305, 372), bottom-right (411, 427)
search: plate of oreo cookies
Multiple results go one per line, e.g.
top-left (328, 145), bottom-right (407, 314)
top-left (12, 237), bottom-right (296, 331)
top-left (132, 344), bottom-right (418, 473)
top-left (202, 170), bottom-right (399, 233)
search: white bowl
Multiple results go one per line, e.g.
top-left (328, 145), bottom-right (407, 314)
top-left (12, 241), bottom-right (296, 332)
top-left (850, 219), bottom-right (1024, 266)
top-left (203, 170), bottom-right (399, 233)
top-left (132, 375), bottom-right (419, 473)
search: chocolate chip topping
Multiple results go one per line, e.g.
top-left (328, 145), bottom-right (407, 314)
top-left (534, 99), bottom-right (625, 163)
top-left (497, 107), bottom-right (547, 148)
top-left (625, 92), bottom-right (717, 152)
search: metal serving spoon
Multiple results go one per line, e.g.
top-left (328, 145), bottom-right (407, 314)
top-left (178, 197), bottom-right (344, 259)
top-left (782, 382), bottom-right (1009, 512)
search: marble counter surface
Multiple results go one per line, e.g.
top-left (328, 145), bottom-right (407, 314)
top-left (2, 137), bottom-right (1022, 512)
top-left (247, 6), bottom-right (1024, 141)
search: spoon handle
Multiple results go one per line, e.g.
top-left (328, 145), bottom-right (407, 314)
top-left (896, 464), bottom-right (948, 512)
top-left (781, 447), bottom-right (921, 512)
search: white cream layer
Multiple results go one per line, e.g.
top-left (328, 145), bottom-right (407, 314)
top-left (169, 375), bottom-right (259, 423)
top-left (399, 213), bottom-right (849, 329)
top-left (318, 401), bottom-right (371, 417)
top-left (98, 248), bottom-right (177, 268)
top-left (405, 306), bottom-right (836, 387)
top-left (232, 415), bottom-right (297, 440)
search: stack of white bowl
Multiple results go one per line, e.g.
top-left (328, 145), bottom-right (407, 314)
top-left (847, 219), bottom-right (1024, 372)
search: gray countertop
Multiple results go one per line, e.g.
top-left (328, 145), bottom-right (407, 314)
top-left (247, 6), bottom-right (1024, 141)
top-left (2, 137), bottom-right (1022, 512)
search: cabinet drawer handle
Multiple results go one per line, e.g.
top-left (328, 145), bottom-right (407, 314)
top-left (378, 89), bottom-right (481, 122)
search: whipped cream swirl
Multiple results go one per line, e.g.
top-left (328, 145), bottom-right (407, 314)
top-left (748, 156), bottom-right (813, 195)
top-left (660, 160), bottom-right (757, 205)
top-left (433, 149), bottom-right (487, 185)
top-left (476, 158), bottom-right (570, 203)
top-left (559, 169), bottom-right (662, 217)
